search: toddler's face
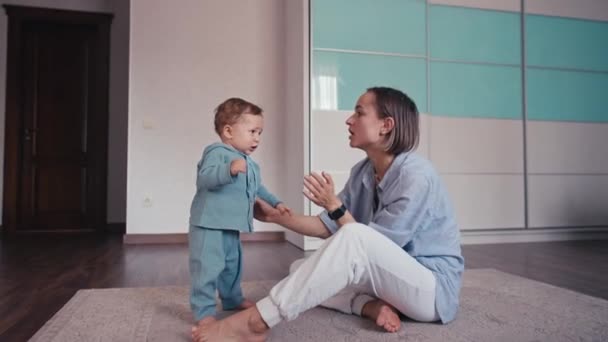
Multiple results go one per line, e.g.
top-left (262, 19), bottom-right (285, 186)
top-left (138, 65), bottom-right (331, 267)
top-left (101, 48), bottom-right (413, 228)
top-left (229, 113), bottom-right (264, 155)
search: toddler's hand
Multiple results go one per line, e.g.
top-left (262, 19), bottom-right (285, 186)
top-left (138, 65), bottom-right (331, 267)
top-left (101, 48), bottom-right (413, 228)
top-left (275, 203), bottom-right (293, 216)
top-left (230, 158), bottom-right (247, 176)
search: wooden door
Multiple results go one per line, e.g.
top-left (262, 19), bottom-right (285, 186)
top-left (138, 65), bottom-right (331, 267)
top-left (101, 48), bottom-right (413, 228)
top-left (3, 6), bottom-right (112, 232)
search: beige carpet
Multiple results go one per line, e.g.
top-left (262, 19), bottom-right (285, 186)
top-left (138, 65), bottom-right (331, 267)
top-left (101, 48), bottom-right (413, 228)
top-left (29, 269), bottom-right (608, 342)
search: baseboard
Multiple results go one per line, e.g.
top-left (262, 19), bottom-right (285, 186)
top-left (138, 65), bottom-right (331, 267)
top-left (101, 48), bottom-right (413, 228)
top-left (123, 233), bottom-right (186, 244)
top-left (240, 231), bottom-right (285, 242)
top-left (0, 223), bottom-right (125, 234)
top-left (123, 231), bottom-right (285, 244)
top-left (461, 227), bottom-right (608, 245)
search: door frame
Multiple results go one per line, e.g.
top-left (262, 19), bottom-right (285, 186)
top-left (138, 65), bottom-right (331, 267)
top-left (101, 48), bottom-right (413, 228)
top-left (2, 5), bottom-right (113, 233)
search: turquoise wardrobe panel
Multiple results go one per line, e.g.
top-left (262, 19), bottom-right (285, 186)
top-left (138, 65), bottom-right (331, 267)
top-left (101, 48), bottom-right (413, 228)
top-left (430, 5), bottom-right (520, 65)
top-left (527, 68), bottom-right (608, 122)
top-left (526, 15), bottom-right (608, 71)
top-left (312, 51), bottom-right (427, 112)
top-left (312, 0), bottom-right (426, 55)
top-left (431, 62), bottom-right (522, 119)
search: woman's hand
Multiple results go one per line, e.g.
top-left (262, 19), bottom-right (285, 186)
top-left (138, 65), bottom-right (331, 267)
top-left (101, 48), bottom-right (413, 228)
top-left (254, 199), bottom-right (282, 223)
top-left (303, 172), bottom-right (342, 211)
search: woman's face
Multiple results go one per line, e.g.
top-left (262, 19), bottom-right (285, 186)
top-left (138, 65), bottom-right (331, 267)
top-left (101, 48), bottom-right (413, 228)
top-left (346, 92), bottom-right (386, 151)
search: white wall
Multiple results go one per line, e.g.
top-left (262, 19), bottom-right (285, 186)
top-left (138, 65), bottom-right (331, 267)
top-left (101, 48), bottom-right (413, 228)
top-left (127, 0), bottom-right (287, 234)
top-left (0, 0), bottom-right (129, 224)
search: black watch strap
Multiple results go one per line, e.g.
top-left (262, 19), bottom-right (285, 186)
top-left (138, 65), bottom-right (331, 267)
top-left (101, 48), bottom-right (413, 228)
top-left (328, 204), bottom-right (346, 220)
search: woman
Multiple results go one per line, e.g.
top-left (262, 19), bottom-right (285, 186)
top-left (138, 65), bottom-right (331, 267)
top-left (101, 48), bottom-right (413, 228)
top-left (192, 87), bottom-right (464, 341)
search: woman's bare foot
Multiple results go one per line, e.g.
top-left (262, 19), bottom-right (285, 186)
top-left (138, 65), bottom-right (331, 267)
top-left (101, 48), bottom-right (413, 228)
top-left (361, 299), bottom-right (401, 333)
top-left (191, 306), bottom-right (269, 342)
top-left (196, 316), bottom-right (216, 327)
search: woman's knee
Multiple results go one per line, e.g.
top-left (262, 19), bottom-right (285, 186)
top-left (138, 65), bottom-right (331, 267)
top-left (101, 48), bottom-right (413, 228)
top-left (338, 222), bottom-right (373, 241)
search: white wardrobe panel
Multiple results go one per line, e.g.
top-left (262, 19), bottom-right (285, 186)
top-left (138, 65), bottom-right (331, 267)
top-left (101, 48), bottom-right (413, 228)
top-left (443, 174), bottom-right (525, 230)
top-left (431, 116), bottom-right (523, 173)
top-left (429, 0), bottom-right (520, 12)
top-left (526, 0), bottom-right (608, 21)
top-left (311, 110), bottom-right (365, 171)
top-left (527, 121), bottom-right (608, 174)
top-left (528, 175), bottom-right (608, 228)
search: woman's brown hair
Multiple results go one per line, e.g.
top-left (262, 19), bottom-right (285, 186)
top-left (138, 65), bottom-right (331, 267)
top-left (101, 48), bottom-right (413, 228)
top-left (367, 87), bottom-right (420, 155)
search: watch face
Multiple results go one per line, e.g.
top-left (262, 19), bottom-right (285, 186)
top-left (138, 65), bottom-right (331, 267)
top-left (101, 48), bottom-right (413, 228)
top-left (330, 205), bottom-right (346, 220)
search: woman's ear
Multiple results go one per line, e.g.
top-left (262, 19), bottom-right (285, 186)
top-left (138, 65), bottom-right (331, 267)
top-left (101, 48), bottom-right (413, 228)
top-left (381, 117), bottom-right (395, 135)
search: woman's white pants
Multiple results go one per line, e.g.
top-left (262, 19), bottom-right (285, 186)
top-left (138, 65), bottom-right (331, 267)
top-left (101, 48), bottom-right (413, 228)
top-left (256, 223), bottom-right (439, 327)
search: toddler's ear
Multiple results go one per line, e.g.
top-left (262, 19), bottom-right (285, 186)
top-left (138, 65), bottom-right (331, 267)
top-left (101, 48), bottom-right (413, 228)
top-left (223, 125), bottom-right (233, 139)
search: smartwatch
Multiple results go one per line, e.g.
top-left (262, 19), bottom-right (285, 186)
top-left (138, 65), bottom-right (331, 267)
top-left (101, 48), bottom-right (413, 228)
top-left (328, 204), bottom-right (347, 220)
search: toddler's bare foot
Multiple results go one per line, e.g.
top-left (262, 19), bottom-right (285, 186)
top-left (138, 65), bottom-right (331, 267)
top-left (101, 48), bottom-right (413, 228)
top-left (362, 299), bottom-right (401, 333)
top-left (191, 306), bottom-right (268, 342)
top-left (192, 317), bottom-right (216, 340)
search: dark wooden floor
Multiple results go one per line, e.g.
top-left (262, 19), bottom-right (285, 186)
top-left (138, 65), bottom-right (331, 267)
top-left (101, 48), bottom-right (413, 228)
top-left (1, 234), bottom-right (607, 341)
